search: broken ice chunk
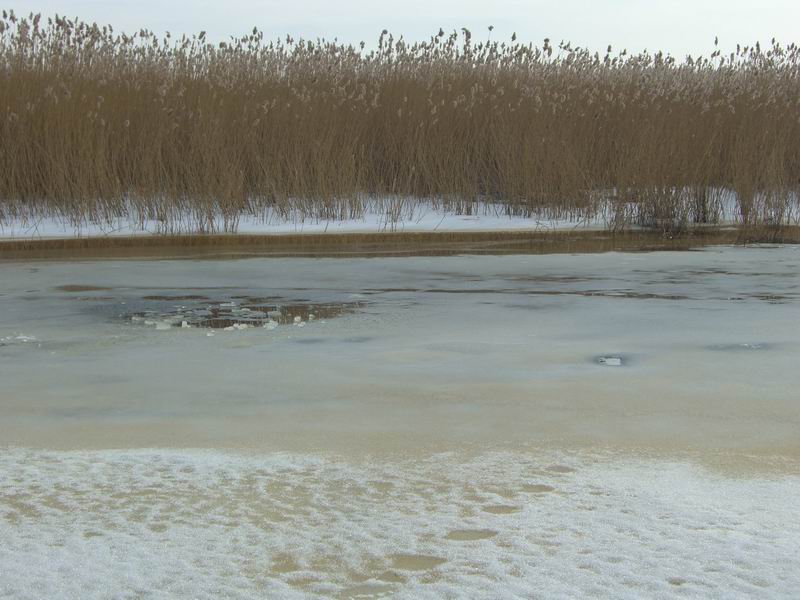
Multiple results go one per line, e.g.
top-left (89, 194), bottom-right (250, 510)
top-left (598, 356), bottom-right (623, 367)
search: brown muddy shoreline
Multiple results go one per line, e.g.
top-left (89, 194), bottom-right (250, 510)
top-left (2, 226), bottom-right (799, 260)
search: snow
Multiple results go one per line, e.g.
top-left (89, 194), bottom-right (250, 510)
top-left (0, 202), bottom-right (609, 240)
top-left (0, 191), bottom-right (765, 241)
top-left (1, 448), bottom-right (798, 599)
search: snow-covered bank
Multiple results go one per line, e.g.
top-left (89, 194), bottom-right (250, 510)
top-left (4, 189), bottom-right (789, 242)
top-left (0, 204), bottom-right (609, 240)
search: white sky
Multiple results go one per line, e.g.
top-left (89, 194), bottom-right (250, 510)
top-left (3, 0), bottom-right (799, 58)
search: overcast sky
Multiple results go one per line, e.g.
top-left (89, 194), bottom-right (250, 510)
top-left (4, 0), bottom-right (799, 58)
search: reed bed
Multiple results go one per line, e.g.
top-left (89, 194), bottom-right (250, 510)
top-left (1, 11), bottom-right (799, 233)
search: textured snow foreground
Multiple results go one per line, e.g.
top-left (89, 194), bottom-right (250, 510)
top-left (1, 246), bottom-right (799, 599)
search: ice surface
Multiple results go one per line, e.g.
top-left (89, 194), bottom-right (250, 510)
top-left (1, 245), bottom-right (798, 453)
top-left (1, 244), bottom-right (799, 597)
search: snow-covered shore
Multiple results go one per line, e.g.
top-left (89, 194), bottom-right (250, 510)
top-left (2, 191), bottom-right (776, 242)
top-left (0, 209), bottom-right (608, 241)
top-left (0, 196), bottom-right (645, 241)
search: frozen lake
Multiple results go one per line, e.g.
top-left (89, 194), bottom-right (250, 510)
top-left (1, 245), bottom-right (799, 598)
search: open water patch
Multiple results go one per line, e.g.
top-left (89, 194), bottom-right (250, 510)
top-left (125, 296), bottom-right (359, 330)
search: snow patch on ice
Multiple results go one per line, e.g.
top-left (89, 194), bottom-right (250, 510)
top-left (0, 448), bottom-right (798, 599)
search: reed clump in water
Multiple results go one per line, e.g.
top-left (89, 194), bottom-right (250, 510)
top-left (1, 11), bottom-right (799, 233)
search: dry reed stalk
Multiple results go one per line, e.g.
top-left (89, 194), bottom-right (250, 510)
top-left (1, 12), bottom-right (799, 234)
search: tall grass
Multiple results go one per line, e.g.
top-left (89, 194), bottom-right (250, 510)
top-left (1, 11), bottom-right (799, 233)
